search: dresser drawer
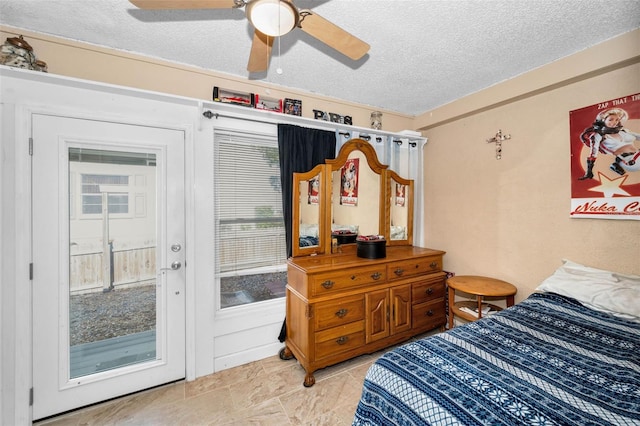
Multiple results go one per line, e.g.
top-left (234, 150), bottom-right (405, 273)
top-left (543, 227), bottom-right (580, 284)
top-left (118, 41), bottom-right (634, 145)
top-left (388, 255), bottom-right (442, 281)
top-left (310, 265), bottom-right (386, 296)
top-left (412, 299), bottom-right (446, 330)
top-left (412, 279), bottom-right (446, 305)
top-left (315, 320), bottom-right (365, 360)
top-left (314, 295), bottom-right (365, 331)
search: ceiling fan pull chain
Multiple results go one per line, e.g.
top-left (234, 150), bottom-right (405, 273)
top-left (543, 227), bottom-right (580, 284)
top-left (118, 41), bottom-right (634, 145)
top-left (276, 7), bottom-right (283, 75)
top-left (276, 35), bottom-right (283, 74)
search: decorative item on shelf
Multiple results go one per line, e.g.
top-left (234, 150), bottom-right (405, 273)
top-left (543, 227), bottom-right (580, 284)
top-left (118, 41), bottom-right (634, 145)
top-left (331, 112), bottom-right (352, 125)
top-left (313, 109), bottom-right (329, 121)
top-left (284, 98), bottom-right (302, 116)
top-left (33, 60), bottom-right (48, 72)
top-left (254, 94), bottom-right (283, 112)
top-left (486, 129), bottom-right (511, 160)
top-left (0, 35), bottom-right (39, 70)
top-left (356, 235), bottom-right (386, 259)
top-left (212, 86), bottom-right (255, 107)
top-left (370, 111), bottom-right (383, 130)
top-left (313, 109), bottom-right (353, 125)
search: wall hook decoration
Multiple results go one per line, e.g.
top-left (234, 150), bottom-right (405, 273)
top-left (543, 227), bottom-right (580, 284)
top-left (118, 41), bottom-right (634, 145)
top-left (486, 129), bottom-right (511, 159)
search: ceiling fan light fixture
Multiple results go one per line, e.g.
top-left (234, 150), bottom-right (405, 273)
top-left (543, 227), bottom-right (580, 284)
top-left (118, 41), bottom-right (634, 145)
top-left (246, 0), bottom-right (298, 37)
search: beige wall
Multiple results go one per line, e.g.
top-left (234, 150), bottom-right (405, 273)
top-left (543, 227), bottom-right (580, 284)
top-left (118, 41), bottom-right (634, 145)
top-left (0, 26), bottom-right (414, 132)
top-left (2, 25), bottom-right (639, 303)
top-left (419, 30), bottom-right (640, 302)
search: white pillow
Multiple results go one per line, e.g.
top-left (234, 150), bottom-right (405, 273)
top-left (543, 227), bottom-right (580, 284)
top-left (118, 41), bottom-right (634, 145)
top-left (331, 224), bottom-right (359, 234)
top-left (299, 223), bottom-right (319, 237)
top-left (390, 225), bottom-right (406, 240)
top-left (536, 259), bottom-right (640, 322)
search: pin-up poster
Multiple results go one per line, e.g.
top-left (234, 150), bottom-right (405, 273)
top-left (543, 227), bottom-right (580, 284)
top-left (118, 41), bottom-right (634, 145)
top-left (569, 93), bottom-right (640, 219)
top-left (340, 158), bottom-right (359, 206)
top-left (308, 176), bottom-right (320, 205)
top-left (395, 183), bottom-right (406, 207)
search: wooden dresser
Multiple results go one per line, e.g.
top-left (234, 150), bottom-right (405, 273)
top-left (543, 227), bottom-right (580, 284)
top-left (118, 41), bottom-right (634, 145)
top-left (282, 245), bottom-right (446, 387)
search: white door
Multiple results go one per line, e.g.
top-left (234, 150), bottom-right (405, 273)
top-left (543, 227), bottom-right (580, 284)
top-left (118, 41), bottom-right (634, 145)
top-left (32, 114), bottom-right (186, 420)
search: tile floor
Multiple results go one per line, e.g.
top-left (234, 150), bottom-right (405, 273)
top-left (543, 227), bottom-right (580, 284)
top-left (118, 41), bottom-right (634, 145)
top-left (35, 335), bottom-right (432, 426)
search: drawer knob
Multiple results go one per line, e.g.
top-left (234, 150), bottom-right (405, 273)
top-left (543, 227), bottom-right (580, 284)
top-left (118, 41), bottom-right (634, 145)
top-left (321, 280), bottom-right (334, 289)
top-left (425, 309), bottom-right (434, 317)
top-left (371, 272), bottom-right (382, 280)
top-left (335, 308), bottom-right (348, 318)
top-left (394, 268), bottom-right (404, 276)
top-left (429, 262), bottom-right (438, 269)
top-left (336, 336), bottom-right (349, 345)
top-left (425, 287), bottom-right (433, 295)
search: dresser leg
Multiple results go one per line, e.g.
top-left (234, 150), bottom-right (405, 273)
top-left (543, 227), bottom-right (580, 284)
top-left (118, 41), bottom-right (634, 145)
top-left (279, 346), bottom-right (295, 361)
top-left (303, 372), bottom-right (316, 387)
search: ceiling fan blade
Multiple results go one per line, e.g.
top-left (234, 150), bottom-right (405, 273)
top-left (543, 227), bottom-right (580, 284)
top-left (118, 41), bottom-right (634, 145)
top-left (298, 10), bottom-right (370, 60)
top-left (247, 31), bottom-right (273, 72)
top-left (129, 0), bottom-right (240, 9)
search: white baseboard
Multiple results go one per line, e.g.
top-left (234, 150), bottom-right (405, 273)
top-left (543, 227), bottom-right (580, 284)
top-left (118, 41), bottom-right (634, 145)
top-left (213, 341), bottom-right (284, 372)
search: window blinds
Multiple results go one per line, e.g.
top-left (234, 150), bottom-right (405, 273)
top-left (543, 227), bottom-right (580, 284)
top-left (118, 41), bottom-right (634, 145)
top-left (214, 129), bottom-right (287, 274)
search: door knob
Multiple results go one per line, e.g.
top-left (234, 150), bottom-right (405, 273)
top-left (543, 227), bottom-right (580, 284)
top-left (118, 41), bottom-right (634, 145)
top-left (160, 261), bottom-right (182, 271)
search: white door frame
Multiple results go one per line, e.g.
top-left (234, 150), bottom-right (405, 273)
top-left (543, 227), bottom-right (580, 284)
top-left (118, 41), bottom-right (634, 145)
top-left (8, 101), bottom-right (196, 423)
top-left (31, 113), bottom-right (187, 419)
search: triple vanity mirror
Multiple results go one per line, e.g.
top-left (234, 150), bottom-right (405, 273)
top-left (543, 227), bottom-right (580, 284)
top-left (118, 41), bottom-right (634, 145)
top-left (292, 164), bottom-right (327, 257)
top-left (387, 170), bottom-right (414, 246)
top-left (292, 139), bottom-right (414, 257)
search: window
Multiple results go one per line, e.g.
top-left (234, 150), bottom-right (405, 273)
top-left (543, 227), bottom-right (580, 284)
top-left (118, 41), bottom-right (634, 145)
top-left (81, 174), bottom-right (129, 214)
top-left (214, 129), bottom-right (287, 308)
top-left (70, 148), bottom-right (155, 217)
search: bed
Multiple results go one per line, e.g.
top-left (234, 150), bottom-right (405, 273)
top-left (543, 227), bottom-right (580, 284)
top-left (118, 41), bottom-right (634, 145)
top-left (298, 223), bottom-right (320, 247)
top-left (353, 260), bottom-right (640, 425)
top-left (298, 235), bottom-right (319, 247)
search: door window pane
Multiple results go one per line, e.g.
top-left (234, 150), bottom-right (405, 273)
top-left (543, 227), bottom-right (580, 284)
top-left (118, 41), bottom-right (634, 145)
top-left (69, 147), bottom-right (157, 378)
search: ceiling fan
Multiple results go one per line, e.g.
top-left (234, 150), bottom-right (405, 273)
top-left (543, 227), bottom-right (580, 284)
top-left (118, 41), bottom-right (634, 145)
top-left (129, 0), bottom-right (370, 73)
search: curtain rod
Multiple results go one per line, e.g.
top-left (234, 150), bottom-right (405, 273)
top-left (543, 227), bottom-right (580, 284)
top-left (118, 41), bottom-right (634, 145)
top-left (201, 108), bottom-right (425, 145)
top-left (203, 110), bottom-right (270, 127)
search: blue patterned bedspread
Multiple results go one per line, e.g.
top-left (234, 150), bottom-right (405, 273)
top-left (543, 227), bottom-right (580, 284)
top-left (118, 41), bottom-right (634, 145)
top-left (353, 292), bottom-right (640, 425)
top-left (299, 236), bottom-right (319, 247)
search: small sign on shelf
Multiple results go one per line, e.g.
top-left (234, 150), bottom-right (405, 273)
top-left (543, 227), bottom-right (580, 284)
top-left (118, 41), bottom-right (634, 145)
top-left (254, 94), bottom-right (283, 113)
top-left (284, 98), bottom-right (302, 116)
top-left (213, 87), bottom-right (255, 107)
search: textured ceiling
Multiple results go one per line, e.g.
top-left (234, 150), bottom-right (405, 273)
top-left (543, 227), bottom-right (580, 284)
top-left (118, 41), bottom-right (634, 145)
top-left (0, 0), bottom-right (638, 115)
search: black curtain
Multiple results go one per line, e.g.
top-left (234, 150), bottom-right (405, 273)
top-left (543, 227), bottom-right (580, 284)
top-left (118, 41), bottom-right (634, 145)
top-left (278, 124), bottom-right (336, 343)
top-left (278, 124), bottom-right (337, 259)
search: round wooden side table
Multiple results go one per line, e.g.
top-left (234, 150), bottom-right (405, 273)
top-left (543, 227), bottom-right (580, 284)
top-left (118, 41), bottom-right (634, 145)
top-left (447, 275), bottom-right (517, 329)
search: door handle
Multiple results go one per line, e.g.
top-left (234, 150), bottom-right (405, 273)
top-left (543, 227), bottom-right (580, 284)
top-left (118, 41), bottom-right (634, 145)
top-left (160, 261), bottom-right (182, 271)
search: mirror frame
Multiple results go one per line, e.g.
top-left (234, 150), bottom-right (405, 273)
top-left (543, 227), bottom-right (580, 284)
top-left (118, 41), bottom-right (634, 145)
top-left (325, 139), bottom-right (387, 243)
top-left (291, 138), bottom-right (415, 258)
top-left (384, 169), bottom-right (414, 246)
top-left (292, 163), bottom-right (327, 257)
